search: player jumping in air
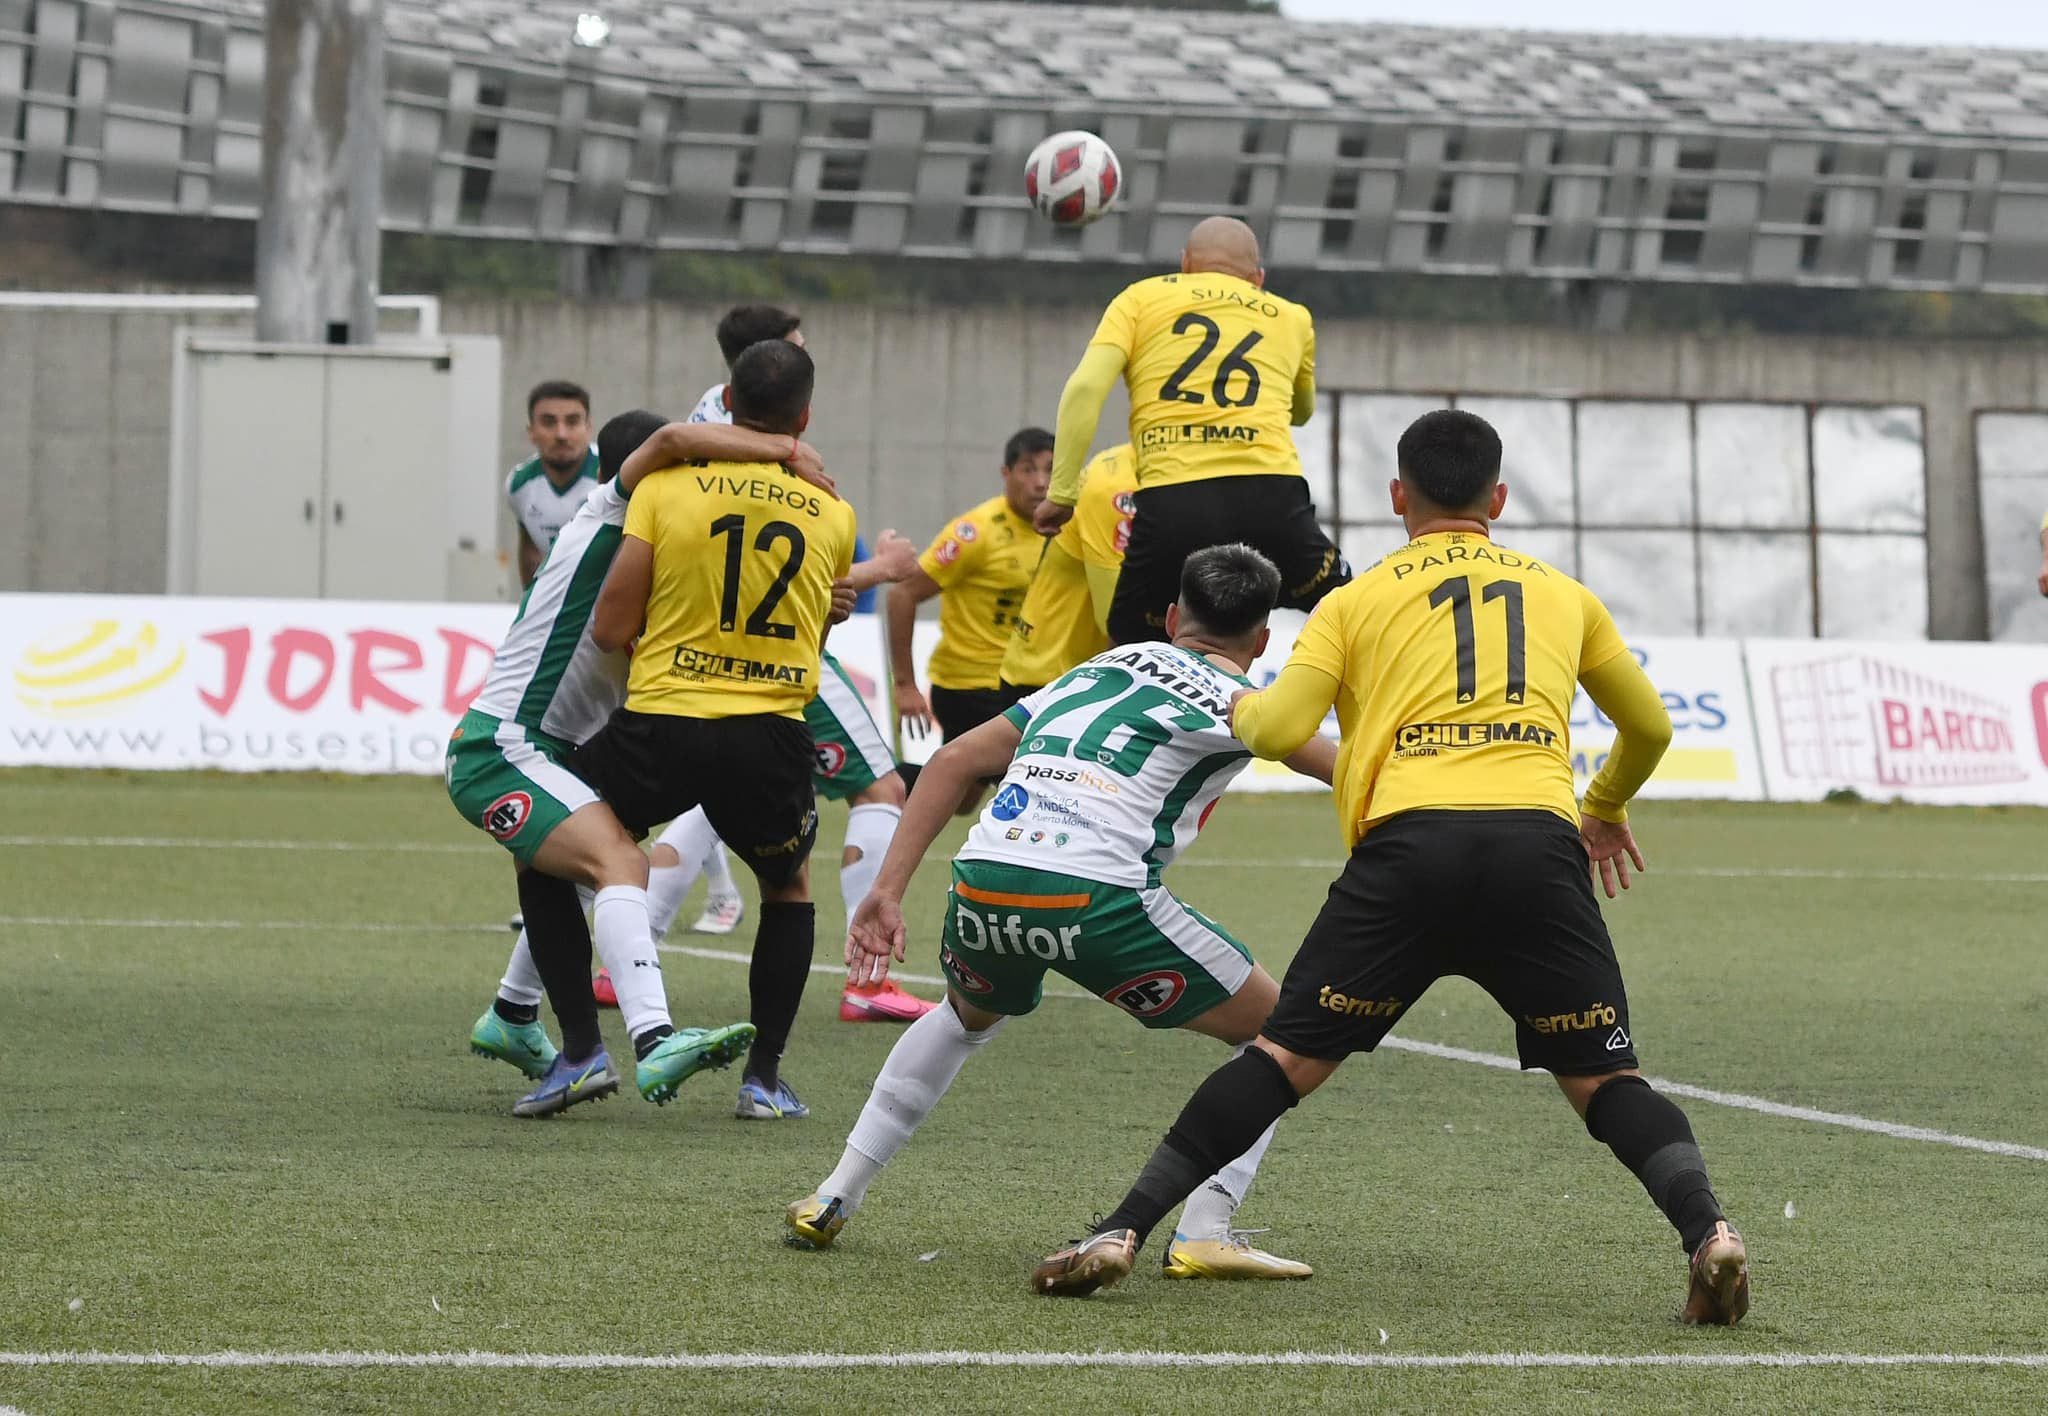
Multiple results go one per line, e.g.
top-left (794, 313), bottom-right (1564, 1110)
top-left (787, 545), bottom-right (1336, 1280)
top-left (452, 411), bottom-right (829, 1115)
top-left (1033, 410), bottom-right (1748, 1326)
top-left (1042, 216), bottom-right (1346, 645)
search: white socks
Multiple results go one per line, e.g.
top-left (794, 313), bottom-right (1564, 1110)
top-left (647, 810), bottom-right (714, 936)
top-left (839, 802), bottom-right (901, 914)
top-left (701, 837), bottom-right (738, 899)
top-left (1176, 1043), bottom-right (1280, 1241)
top-left (591, 884), bottom-right (670, 1039)
top-left (497, 930), bottom-right (545, 1008)
top-left (821, 1002), bottom-right (1004, 1211)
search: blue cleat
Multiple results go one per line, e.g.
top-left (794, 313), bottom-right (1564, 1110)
top-left (735, 1074), bottom-right (809, 1120)
top-left (469, 1007), bottom-right (558, 1080)
top-left (512, 1049), bottom-right (619, 1118)
top-left (637, 1022), bottom-right (757, 1105)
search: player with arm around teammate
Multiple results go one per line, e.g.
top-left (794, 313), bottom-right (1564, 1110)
top-left (785, 545), bottom-right (1336, 1280)
top-left (1035, 410), bottom-right (1749, 1326)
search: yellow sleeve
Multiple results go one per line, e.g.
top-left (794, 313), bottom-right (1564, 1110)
top-left (1085, 559), bottom-right (1120, 634)
top-left (1233, 661), bottom-right (1341, 761)
top-left (1578, 582), bottom-right (1630, 675)
top-left (1291, 314), bottom-right (1317, 427)
top-left (918, 520), bottom-right (979, 588)
top-left (622, 480), bottom-right (658, 544)
top-left (835, 510), bottom-right (857, 579)
top-left (1580, 653), bottom-right (1674, 823)
top-left (1050, 345), bottom-right (1128, 506)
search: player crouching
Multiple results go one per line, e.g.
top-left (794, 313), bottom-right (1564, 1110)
top-left (786, 545), bottom-right (1336, 1283)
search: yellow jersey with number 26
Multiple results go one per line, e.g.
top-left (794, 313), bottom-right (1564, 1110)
top-left (1089, 271), bottom-right (1315, 490)
top-left (624, 460), bottom-right (856, 720)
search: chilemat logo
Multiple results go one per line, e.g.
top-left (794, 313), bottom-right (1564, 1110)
top-left (14, 620), bottom-right (187, 717)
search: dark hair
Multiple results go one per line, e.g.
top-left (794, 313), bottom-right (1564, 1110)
top-left (595, 409), bottom-right (667, 484)
top-left (526, 379), bottom-right (590, 419)
top-left (716, 306), bottom-right (802, 369)
top-left (1396, 409), bottom-right (1503, 512)
top-left (1003, 426), bottom-right (1055, 467)
top-left (1177, 543), bottom-right (1281, 640)
top-left (728, 340), bottom-right (815, 434)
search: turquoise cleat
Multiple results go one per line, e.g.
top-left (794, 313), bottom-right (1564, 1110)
top-left (637, 1022), bottom-right (757, 1105)
top-left (469, 1007), bottom-right (558, 1080)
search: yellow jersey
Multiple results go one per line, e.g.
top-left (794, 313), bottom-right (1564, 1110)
top-left (1089, 272), bottom-right (1315, 490)
top-left (1244, 532), bottom-right (1630, 848)
top-left (624, 460), bottom-right (857, 719)
top-left (1001, 445), bottom-right (1138, 688)
top-left (918, 493), bottom-right (1039, 691)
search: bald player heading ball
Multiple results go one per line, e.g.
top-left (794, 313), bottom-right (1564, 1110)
top-left (1044, 216), bottom-right (1346, 644)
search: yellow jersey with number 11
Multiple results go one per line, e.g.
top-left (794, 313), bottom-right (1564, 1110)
top-left (1089, 271), bottom-right (1316, 490)
top-left (624, 461), bottom-right (856, 720)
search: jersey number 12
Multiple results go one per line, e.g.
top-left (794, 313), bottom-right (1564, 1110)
top-left (1428, 575), bottom-right (1525, 705)
top-left (710, 514), bottom-right (806, 640)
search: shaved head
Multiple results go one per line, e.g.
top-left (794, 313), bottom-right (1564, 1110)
top-left (1181, 217), bottom-right (1263, 284)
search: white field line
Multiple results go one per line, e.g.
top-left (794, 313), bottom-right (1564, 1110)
top-left (4, 836), bottom-right (2048, 884)
top-left (7, 915), bottom-right (2046, 1164)
top-left (1, 1349), bottom-right (2046, 1373)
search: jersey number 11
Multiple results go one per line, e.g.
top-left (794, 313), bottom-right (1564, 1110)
top-left (1428, 575), bottom-right (1525, 705)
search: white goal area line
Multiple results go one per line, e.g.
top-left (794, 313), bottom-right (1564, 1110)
top-left (4, 916), bottom-right (2044, 1165)
top-left (2, 1349), bottom-right (2046, 1372)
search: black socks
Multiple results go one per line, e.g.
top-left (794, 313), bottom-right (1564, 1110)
top-left (632, 1023), bottom-right (675, 1061)
top-left (1099, 1047), bottom-right (1301, 1248)
top-left (515, 869), bottom-right (601, 1062)
top-left (492, 998), bottom-right (539, 1026)
top-left (1585, 1075), bottom-right (1726, 1253)
top-left (744, 901), bottom-right (816, 1090)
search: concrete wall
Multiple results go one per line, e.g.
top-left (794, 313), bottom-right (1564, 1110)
top-left (7, 297), bottom-right (2048, 638)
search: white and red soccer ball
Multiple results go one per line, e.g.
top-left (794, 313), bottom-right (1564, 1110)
top-left (1024, 130), bottom-right (1122, 228)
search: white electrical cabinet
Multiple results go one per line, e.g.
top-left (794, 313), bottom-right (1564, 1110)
top-left (168, 334), bottom-right (503, 600)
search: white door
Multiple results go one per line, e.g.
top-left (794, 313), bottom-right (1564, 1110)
top-left (186, 350), bottom-right (325, 597)
top-left (319, 353), bottom-right (452, 601)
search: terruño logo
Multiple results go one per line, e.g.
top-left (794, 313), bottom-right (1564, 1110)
top-left (1523, 1001), bottom-right (1622, 1035)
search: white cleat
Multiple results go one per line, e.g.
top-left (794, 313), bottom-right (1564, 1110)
top-left (691, 894), bottom-right (745, 935)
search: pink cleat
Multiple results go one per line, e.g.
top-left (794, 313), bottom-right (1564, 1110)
top-left (840, 979), bottom-right (940, 1023)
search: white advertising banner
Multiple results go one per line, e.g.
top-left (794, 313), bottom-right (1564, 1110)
top-left (2, 593), bottom-right (516, 774)
top-left (1569, 638), bottom-right (1764, 800)
top-left (1746, 638), bottom-right (2048, 805)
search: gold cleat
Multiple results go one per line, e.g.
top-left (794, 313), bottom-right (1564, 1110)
top-left (784, 1193), bottom-right (849, 1250)
top-left (1162, 1231), bottom-right (1313, 1281)
top-left (1033, 1228), bottom-right (1138, 1297)
top-left (1681, 1221), bottom-right (1751, 1325)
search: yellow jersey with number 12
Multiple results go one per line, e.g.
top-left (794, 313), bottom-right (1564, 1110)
top-left (624, 461), bottom-right (856, 720)
top-left (1273, 532), bottom-right (1629, 846)
top-left (1001, 445), bottom-right (1138, 688)
top-left (1089, 271), bottom-right (1315, 490)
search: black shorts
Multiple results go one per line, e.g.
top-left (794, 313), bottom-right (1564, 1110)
top-left (1107, 475), bottom-right (1349, 645)
top-left (1262, 810), bottom-right (1640, 1076)
top-left (930, 684), bottom-right (1020, 743)
top-left (567, 709), bottom-right (818, 890)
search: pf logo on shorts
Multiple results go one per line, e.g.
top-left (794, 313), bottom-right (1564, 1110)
top-left (1104, 970), bottom-right (1186, 1019)
top-left (814, 741), bottom-right (847, 778)
top-left (482, 791), bottom-right (532, 840)
top-left (943, 947), bottom-right (994, 995)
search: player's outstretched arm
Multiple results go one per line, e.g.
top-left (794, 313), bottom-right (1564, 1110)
top-left (1281, 733), bottom-right (1339, 785)
top-left (844, 530), bottom-right (920, 594)
top-left (1230, 663), bottom-right (1341, 761)
top-left (617, 423), bottom-right (832, 497)
top-left (1578, 652), bottom-right (1675, 898)
top-left (1042, 344), bottom-right (1126, 530)
top-left (847, 716), bottom-right (1023, 985)
top-left (886, 567), bottom-right (941, 737)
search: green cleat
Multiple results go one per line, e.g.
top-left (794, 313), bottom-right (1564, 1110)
top-left (469, 1008), bottom-right (559, 1080)
top-left (638, 1022), bottom-right (757, 1105)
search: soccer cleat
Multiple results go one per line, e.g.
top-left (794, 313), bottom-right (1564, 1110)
top-left (1033, 1228), bottom-right (1138, 1297)
top-left (839, 979), bottom-right (940, 1023)
top-left (1682, 1221), bottom-right (1751, 1326)
top-left (512, 1049), bottom-right (618, 1118)
top-left (468, 1007), bottom-right (558, 1080)
top-left (735, 1075), bottom-right (810, 1120)
top-left (691, 893), bottom-right (745, 935)
top-left (637, 1023), bottom-right (756, 1105)
top-left (784, 1193), bottom-right (850, 1250)
top-left (1162, 1230), bottom-right (1313, 1281)
top-left (592, 968), bottom-right (618, 1008)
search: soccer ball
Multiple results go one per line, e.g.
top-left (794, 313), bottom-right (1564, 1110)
top-left (1024, 131), bottom-right (1122, 228)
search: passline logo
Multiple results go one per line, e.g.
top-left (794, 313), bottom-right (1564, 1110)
top-left (14, 620), bottom-right (187, 717)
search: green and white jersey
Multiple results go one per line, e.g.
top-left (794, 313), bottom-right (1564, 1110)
top-left (506, 448), bottom-right (600, 552)
top-left (472, 480), bottom-right (628, 747)
top-left (959, 642), bottom-right (1253, 889)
